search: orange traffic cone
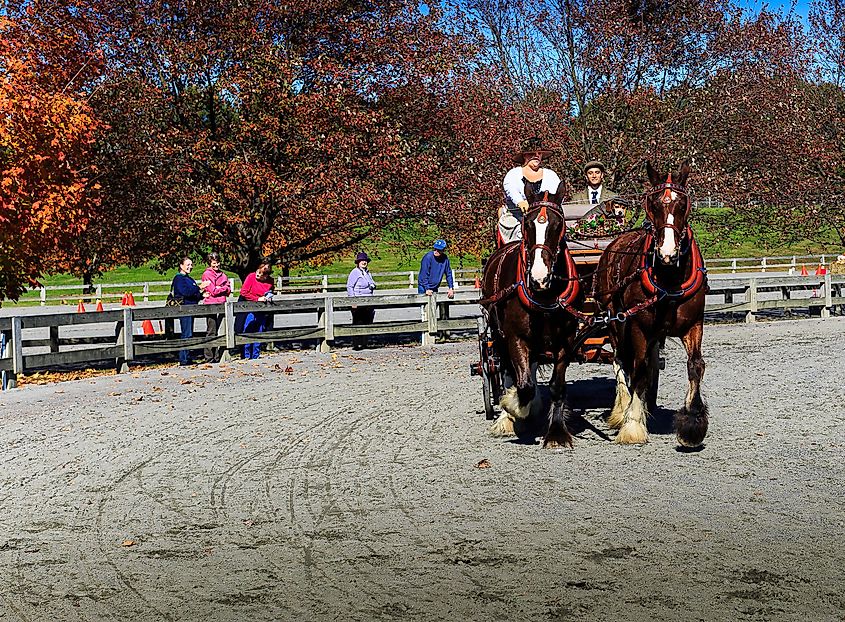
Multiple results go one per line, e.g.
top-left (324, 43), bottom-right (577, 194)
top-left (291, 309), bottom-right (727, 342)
top-left (121, 292), bottom-right (128, 305)
top-left (127, 291), bottom-right (136, 306)
top-left (815, 264), bottom-right (826, 275)
top-left (800, 264), bottom-right (808, 276)
top-left (142, 319), bottom-right (156, 335)
top-left (474, 276), bottom-right (481, 289)
top-left (76, 300), bottom-right (86, 313)
top-left (95, 299), bottom-right (104, 312)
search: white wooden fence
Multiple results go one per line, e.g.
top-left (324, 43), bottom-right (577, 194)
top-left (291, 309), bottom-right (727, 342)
top-left (20, 255), bottom-right (843, 306)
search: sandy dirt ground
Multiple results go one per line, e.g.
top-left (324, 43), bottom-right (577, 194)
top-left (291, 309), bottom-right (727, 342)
top-left (1, 318), bottom-right (844, 622)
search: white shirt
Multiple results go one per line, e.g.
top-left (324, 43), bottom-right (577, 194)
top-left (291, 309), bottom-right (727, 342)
top-left (503, 166), bottom-right (562, 212)
top-left (588, 185), bottom-right (603, 204)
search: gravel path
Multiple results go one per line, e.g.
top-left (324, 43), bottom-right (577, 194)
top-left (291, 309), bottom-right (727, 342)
top-left (1, 318), bottom-right (844, 621)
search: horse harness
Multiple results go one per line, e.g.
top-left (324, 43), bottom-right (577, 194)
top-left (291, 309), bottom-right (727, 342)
top-left (480, 182), bottom-right (708, 329)
top-left (479, 199), bottom-right (586, 320)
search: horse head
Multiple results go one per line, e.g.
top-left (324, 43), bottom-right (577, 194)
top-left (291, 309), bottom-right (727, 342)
top-left (645, 160), bottom-right (691, 265)
top-left (522, 181), bottom-right (567, 291)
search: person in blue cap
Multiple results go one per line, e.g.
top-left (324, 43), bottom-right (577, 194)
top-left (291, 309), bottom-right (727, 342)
top-left (418, 239), bottom-right (455, 299)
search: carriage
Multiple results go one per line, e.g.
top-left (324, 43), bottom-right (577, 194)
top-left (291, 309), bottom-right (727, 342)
top-left (470, 198), bottom-right (664, 421)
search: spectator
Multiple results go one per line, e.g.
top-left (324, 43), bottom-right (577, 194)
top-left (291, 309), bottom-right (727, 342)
top-left (171, 257), bottom-right (208, 366)
top-left (418, 239), bottom-right (454, 299)
top-left (200, 252), bottom-right (231, 362)
top-left (346, 251), bottom-right (377, 350)
top-left (238, 260), bottom-right (274, 359)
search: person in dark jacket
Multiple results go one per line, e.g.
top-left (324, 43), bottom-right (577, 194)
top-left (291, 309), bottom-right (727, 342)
top-left (171, 257), bottom-right (208, 365)
top-left (418, 239), bottom-right (454, 299)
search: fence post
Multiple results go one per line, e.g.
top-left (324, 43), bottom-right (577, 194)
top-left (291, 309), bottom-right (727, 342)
top-left (822, 271), bottom-right (832, 319)
top-left (115, 309), bottom-right (128, 373)
top-left (40, 287), bottom-right (46, 306)
top-left (122, 308), bottom-right (134, 372)
top-left (229, 278), bottom-right (236, 295)
top-left (745, 278), bottom-right (757, 324)
top-left (318, 296), bottom-right (334, 353)
top-left (96, 284), bottom-right (103, 299)
top-left (221, 301), bottom-right (235, 362)
top-left (49, 326), bottom-right (59, 353)
top-left (761, 257), bottom-right (767, 273)
top-left (423, 293), bottom-right (438, 344)
top-left (731, 259), bottom-right (737, 274)
top-left (322, 275), bottom-right (328, 293)
top-left (409, 272), bottom-right (415, 289)
top-left (143, 283), bottom-right (150, 302)
top-left (10, 317), bottom-right (23, 388)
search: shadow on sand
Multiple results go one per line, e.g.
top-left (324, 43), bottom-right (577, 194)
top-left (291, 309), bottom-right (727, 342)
top-left (504, 375), bottom-right (680, 444)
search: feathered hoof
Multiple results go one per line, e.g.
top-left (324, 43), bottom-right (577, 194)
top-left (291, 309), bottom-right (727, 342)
top-left (542, 433), bottom-right (573, 449)
top-left (615, 420), bottom-right (648, 445)
top-left (499, 386), bottom-right (531, 421)
top-left (490, 414), bottom-right (516, 437)
top-left (607, 406), bottom-right (625, 430)
top-left (675, 407), bottom-right (709, 448)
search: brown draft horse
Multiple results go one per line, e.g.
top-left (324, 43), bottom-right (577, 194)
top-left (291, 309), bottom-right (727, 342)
top-left (594, 161), bottom-right (708, 447)
top-left (481, 182), bottom-right (583, 448)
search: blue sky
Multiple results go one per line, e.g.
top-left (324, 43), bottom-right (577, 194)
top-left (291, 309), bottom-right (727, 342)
top-left (738, 0), bottom-right (810, 18)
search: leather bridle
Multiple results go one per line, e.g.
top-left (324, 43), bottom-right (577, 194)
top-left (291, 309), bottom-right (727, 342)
top-left (521, 199), bottom-right (565, 280)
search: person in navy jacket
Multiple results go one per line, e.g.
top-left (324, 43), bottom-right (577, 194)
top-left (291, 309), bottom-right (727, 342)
top-left (171, 257), bottom-right (209, 365)
top-left (417, 239), bottom-right (454, 299)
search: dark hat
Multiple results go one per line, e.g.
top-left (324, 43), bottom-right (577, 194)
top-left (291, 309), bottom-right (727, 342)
top-left (511, 137), bottom-right (557, 164)
top-left (583, 160), bottom-right (606, 174)
top-left (355, 252), bottom-right (370, 263)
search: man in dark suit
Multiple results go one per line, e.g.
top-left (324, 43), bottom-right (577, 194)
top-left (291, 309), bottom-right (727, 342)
top-left (572, 160), bottom-right (618, 205)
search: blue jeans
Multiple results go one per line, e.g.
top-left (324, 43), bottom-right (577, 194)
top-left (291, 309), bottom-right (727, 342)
top-left (179, 316), bottom-right (194, 364)
top-left (242, 312), bottom-right (266, 359)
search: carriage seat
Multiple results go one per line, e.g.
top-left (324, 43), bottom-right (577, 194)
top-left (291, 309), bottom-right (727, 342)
top-left (563, 201), bottom-right (618, 262)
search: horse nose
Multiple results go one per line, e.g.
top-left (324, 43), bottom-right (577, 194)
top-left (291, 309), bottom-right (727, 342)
top-left (529, 273), bottom-right (551, 290)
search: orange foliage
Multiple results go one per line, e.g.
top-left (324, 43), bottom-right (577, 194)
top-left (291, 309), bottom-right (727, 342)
top-left (0, 16), bottom-right (102, 300)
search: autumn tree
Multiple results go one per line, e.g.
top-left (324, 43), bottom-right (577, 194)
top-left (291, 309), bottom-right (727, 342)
top-left (0, 13), bottom-right (103, 300)
top-left (39, 0), bottom-right (462, 279)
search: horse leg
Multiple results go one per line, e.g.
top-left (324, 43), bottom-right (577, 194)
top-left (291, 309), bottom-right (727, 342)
top-left (543, 350), bottom-right (573, 449)
top-left (616, 326), bottom-right (651, 444)
top-left (490, 341), bottom-right (534, 437)
top-left (607, 358), bottom-right (631, 430)
top-left (675, 321), bottom-right (708, 447)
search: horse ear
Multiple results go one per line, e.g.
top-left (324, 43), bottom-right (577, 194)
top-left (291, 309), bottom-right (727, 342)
top-left (645, 161), bottom-right (661, 187)
top-left (676, 159), bottom-right (691, 187)
top-left (555, 180), bottom-right (567, 201)
top-left (523, 181), bottom-right (535, 205)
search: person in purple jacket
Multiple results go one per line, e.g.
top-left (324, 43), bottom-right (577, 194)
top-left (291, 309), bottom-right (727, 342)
top-left (199, 252), bottom-right (231, 362)
top-left (346, 251), bottom-right (376, 350)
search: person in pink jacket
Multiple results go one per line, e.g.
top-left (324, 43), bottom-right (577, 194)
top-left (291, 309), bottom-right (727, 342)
top-left (199, 252), bottom-right (231, 362)
top-left (237, 260), bottom-right (274, 359)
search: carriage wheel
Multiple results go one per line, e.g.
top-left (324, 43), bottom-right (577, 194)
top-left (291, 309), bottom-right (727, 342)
top-left (476, 317), bottom-right (498, 420)
top-left (482, 365), bottom-right (496, 420)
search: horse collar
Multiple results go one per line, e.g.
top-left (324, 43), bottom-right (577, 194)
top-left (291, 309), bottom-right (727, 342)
top-left (639, 228), bottom-right (707, 300)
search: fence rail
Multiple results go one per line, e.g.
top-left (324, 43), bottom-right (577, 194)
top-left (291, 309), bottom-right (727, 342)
top-left (2, 274), bottom-right (844, 390)
top-left (17, 254), bottom-right (844, 306)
